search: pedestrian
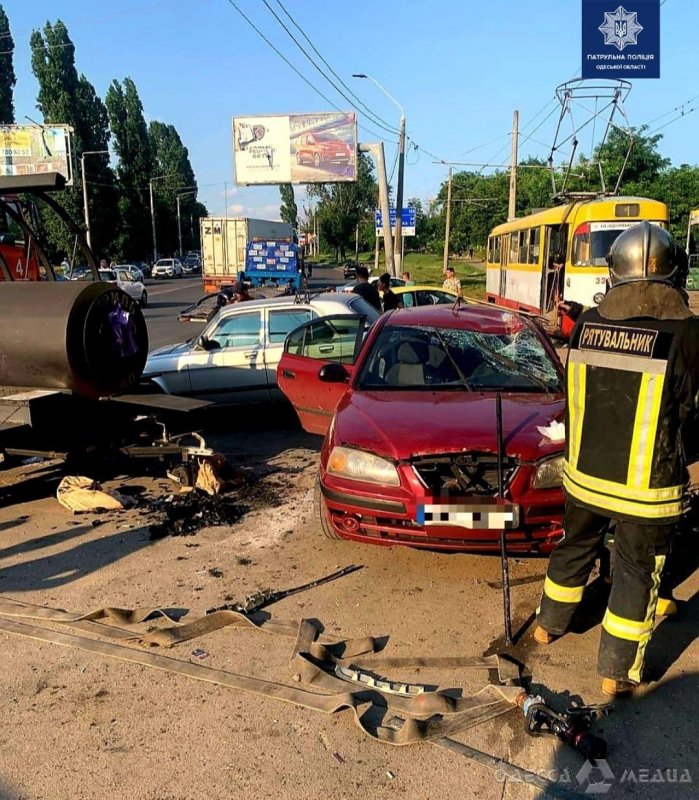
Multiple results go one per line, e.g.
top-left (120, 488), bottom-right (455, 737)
top-left (378, 273), bottom-right (400, 312)
top-left (352, 265), bottom-right (382, 312)
top-left (469, 247), bottom-right (474, 260)
top-left (402, 271), bottom-right (415, 286)
top-left (534, 222), bottom-right (699, 697)
top-left (443, 265), bottom-right (462, 296)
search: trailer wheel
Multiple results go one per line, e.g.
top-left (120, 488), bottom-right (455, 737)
top-left (168, 464), bottom-right (193, 487)
top-left (315, 479), bottom-right (340, 539)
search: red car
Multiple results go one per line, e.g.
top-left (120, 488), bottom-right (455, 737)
top-left (277, 305), bottom-right (566, 554)
top-left (295, 132), bottom-right (352, 169)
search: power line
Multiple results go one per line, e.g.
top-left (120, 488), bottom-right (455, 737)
top-left (222, 0), bottom-right (392, 144)
top-left (271, 0), bottom-right (399, 136)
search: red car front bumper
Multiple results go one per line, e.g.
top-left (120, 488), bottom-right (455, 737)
top-left (318, 462), bottom-right (564, 555)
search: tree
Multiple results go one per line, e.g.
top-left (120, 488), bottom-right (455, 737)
top-left (106, 77), bottom-right (153, 260)
top-left (310, 151), bottom-right (377, 261)
top-left (30, 20), bottom-right (118, 259)
top-left (0, 4), bottom-right (16, 123)
top-left (149, 120), bottom-right (198, 256)
top-left (279, 184), bottom-right (298, 229)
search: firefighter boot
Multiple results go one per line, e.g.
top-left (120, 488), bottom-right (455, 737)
top-left (656, 597), bottom-right (678, 616)
top-left (533, 625), bottom-right (557, 645)
top-left (601, 678), bottom-right (635, 697)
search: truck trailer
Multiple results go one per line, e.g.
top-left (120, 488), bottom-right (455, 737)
top-left (200, 217), bottom-right (294, 293)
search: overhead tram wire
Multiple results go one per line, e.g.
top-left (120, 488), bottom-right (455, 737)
top-left (272, 0), bottom-right (399, 136)
top-left (223, 0), bottom-right (393, 144)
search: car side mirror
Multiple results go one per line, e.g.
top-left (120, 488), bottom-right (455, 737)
top-left (200, 337), bottom-right (220, 352)
top-left (593, 292), bottom-right (605, 305)
top-left (318, 362), bottom-right (349, 383)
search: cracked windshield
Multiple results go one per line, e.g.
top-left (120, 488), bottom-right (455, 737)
top-left (358, 325), bottom-right (561, 391)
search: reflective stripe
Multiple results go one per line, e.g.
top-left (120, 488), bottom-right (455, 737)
top-left (568, 348), bottom-right (667, 375)
top-left (564, 463), bottom-right (682, 503)
top-left (629, 555), bottom-right (665, 683)
top-left (626, 372), bottom-right (665, 489)
top-left (543, 576), bottom-right (585, 604)
top-left (567, 363), bottom-right (586, 470)
top-left (563, 473), bottom-right (683, 520)
top-left (602, 609), bottom-right (654, 642)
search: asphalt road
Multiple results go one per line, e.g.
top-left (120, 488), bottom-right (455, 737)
top-left (142, 265), bottom-right (346, 349)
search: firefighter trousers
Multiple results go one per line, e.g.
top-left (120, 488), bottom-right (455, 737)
top-left (538, 499), bottom-right (674, 683)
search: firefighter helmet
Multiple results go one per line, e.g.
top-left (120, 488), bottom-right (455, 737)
top-left (607, 221), bottom-right (685, 287)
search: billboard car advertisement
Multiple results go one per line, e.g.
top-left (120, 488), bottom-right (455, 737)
top-left (0, 124), bottom-right (74, 184)
top-left (233, 112), bottom-right (356, 185)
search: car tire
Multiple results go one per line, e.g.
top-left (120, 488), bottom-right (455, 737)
top-left (314, 478), bottom-right (341, 540)
top-left (313, 152), bottom-right (321, 168)
top-left (140, 291), bottom-right (148, 307)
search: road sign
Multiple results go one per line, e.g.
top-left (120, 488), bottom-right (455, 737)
top-left (375, 207), bottom-right (416, 237)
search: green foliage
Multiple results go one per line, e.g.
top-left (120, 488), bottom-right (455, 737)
top-left (149, 120), bottom-right (198, 257)
top-left (310, 151), bottom-right (377, 261)
top-left (279, 184), bottom-right (298, 229)
top-left (30, 19), bottom-right (118, 260)
top-left (106, 77), bottom-right (153, 260)
top-left (0, 4), bottom-right (16, 124)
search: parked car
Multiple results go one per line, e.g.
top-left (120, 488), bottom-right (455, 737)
top-left (134, 260), bottom-right (151, 279)
top-left (391, 285), bottom-right (458, 307)
top-left (75, 268), bottom-right (148, 305)
top-left (115, 263), bottom-right (144, 283)
top-left (152, 258), bottom-right (183, 279)
top-left (181, 256), bottom-right (200, 274)
top-left (295, 132), bottom-right (352, 169)
top-left (343, 261), bottom-right (360, 279)
top-left (142, 292), bottom-right (380, 404)
top-left (277, 304), bottom-right (566, 554)
top-left (69, 266), bottom-right (91, 281)
top-left (339, 276), bottom-right (406, 293)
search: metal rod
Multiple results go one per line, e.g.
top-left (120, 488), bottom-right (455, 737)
top-left (496, 392), bottom-right (513, 647)
top-left (442, 167), bottom-right (452, 273)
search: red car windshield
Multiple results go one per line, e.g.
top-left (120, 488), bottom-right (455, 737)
top-left (356, 325), bottom-right (562, 392)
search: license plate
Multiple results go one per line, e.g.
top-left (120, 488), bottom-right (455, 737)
top-left (416, 501), bottom-right (519, 530)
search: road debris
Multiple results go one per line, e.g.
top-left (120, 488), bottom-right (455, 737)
top-left (191, 649), bottom-right (209, 660)
top-left (57, 476), bottom-right (131, 513)
top-left (146, 490), bottom-right (247, 539)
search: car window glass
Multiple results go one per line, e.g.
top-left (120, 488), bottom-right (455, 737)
top-left (118, 271), bottom-right (132, 282)
top-left (401, 292), bottom-right (415, 308)
top-left (268, 309), bottom-right (314, 344)
top-left (416, 291), bottom-right (438, 306)
top-left (357, 324), bottom-right (561, 392)
top-left (286, 316), bottom-right (363, 364)
top-left (208, 313), bottom-right (261, 349)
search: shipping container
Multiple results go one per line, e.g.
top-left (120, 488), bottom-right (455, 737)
top-left (199, 217), bottom-right (294, 293)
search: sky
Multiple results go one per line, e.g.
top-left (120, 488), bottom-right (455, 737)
top-left (5, 0), bottom-right (697, 222)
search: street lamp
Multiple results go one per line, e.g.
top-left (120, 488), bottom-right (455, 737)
top-left (176, 189), bottom-right (197, 258)
top-left (80, 150), bottom-right (109, 253)
top-left (353, 73), bottom-right (406, 273)
top-left (149, 174), bottom-right (177, 264)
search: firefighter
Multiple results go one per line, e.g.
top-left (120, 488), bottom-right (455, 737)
top-left (535, 222), bottom-right (699, 697)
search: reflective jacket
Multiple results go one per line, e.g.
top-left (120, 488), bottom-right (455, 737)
top-left (564, 283), bottom-right (699, 523)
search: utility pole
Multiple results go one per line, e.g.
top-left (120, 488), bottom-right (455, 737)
top-left (360, 142), bottom-right (395, 275)
top-left (355, 223), bottom-right (359, 262)
top-left (508, 110), bottom-right (519, 222)
top-left (442, 167), bottom-right (453, 274)
top-left (80, 150), bottom-right (109, 253)
top-left (394, 114), bottom-right (406, 273)
top-left (149, 179), bottom-right (158, 264)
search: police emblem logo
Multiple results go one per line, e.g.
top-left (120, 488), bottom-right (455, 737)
top-left (598, 6), bottom-right (644, 51)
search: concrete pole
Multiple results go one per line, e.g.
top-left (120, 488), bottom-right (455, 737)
top-left (149, 179), bottom-right (158, 264)
top-left (442, 167), bottom-right (453, 274)
top-left (393, 114), bottom-right (406, 274)
top-left (508, 110), bottom-right (519, 222)
top-left (80, 154), bottom-right (92, 252)
top-left (177, 195), bottom-right (183, 258)
top-left (360, 143), bottom-right (395, 275)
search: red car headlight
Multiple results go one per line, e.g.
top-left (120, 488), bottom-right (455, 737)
top-left (327, 446), bottom-right (400, 487)
top-left (531, 456), bottom-right (565, 489)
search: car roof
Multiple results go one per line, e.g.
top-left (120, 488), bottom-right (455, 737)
top-left (392, 284), bottom-right (456, 295)
top-left (383, 302), bottom-right (533, 334)
top-left (216, 291), bottom-right (365, 318)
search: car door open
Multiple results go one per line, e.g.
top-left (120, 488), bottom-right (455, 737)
top-left (277, 314), bottom-right (367, 435)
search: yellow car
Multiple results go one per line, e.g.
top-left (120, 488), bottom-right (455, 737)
top-left (390, 284), bottom-right (459, 308)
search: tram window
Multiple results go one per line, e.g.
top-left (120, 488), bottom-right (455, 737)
top-left (529, 228), bottom-right (541, 264)
top-left (518, 230), bottom-right (529, 263)
top-left (493, 236), bottom-right (501, 263)
top-left (509, 234), bottom-right (518, 264)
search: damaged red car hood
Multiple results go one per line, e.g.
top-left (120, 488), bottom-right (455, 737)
top-left (333, 390), bottom-right (565, 461)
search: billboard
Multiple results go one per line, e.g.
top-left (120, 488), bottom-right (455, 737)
top-left (233, 112), bottom-right (357, 185)
top-left (0, 125), bottom-right (74, 185)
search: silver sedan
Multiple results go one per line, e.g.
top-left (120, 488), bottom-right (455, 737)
top-left (143, 292), bottom-right (379, 404)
